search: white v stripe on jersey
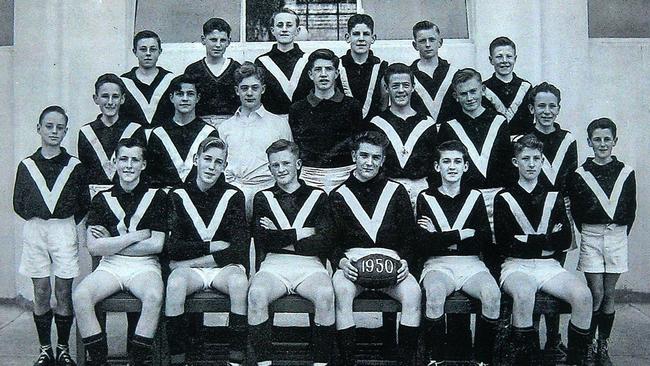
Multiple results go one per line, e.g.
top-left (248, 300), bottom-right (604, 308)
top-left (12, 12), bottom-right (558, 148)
top-left (263, 190), bottom-right (323, 230)
top-left (175, 189), bottom-right (236, 241)
top-left (153, 125), bottom-right (214, 182)
top-left (422, 190), bottom-right (481, 231)
top-left (258, 55), bottom-right (308, 100)
top-left (103, 189), bottom-right (157, 235)
top-left (337, 181), bottom-right (399, 242)
top-left (371, 116), bottom-right (436, 168)
top-left (80, 123), bottom-right (141, 180)
top-left (501, 192), bottom-right (557, 234)
top-left (413, 66), bottom-right (455, 121)
top-left (339, 63), bottom-right (380, 119)
top-left (448, 116), bottom-right (505, 177)
top-left (121, 73), bottom-right (174, 124)
top-left (23, 158), bottom-right (81, 214)
top-left (576, 165), bottom-right (633, 219)
top-left (484, 82), bottom-right (530, 121)
top-left (541, 133), bottom-right (575, 185)
top-left (206, 58), bottom-right (232, 79)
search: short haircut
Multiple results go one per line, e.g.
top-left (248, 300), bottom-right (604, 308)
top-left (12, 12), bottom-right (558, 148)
top-left (203, 17), bottom-right (232, 37)
top-left (39, 105), bottom-right (69, 126)
top-left (412, 20), bottom-right (440, 40)
top-left (307, 48), bottom-right (340, 70)
top-left (513, 134), bottom-right (544, 156)
top-left (383, 62), bottom-right (414, 85)
top-left (452, 68), bottom-right (482, 90)
top-left (197, 136), bottom-right (228, 157)
top-left (234, 61), bottom-right (266, 85)
top-left (436, 140), bottom-right (468, 162)
top-left (528, 82), bottom-right (561, 106)
top-left (351, 131), bottom-right (389, 153)
top-left (94, 73), bottom-right (126, 95)
top-left (266, 139), bottom-right (300, 158)
top-left (133, 30), bottom-right (161, 50)
top-left (587, 117), bottom-right (617, 139)
top-left (270, 7), bottom-right (300, 27)
top-left (115, 137), bottom-right (147, 159)
top-left (347, 14), bottom-right (374, 33)
top-left (169, 74), bottom-right (200, 94)
top-left (489, 36), bottom-right (517, 55)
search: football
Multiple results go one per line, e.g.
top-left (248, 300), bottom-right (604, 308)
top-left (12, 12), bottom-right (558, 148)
top-left (352, 253), bottom-right (401, 289)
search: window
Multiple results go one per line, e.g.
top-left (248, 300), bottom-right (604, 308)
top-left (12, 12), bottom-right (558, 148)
top-left (588, 0), bottom-right (650, 38)
top-left (0, 0), bottom-right (14, 46)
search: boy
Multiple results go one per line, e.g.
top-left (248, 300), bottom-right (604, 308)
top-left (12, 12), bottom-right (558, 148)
top-left (368, 62), bottom-right (437, 210)
top-left (329, 131), bottom-right (420, 366)
top-left (73, 138), bottom-right (166, 366)
top-left (483, 37), bottom-right (534, 137)
top-left (495, 134), bottom-right (592, 365)
top-left (184, 18), bottom-right (241, 127)
top-left (13, 106), bottom-right (89, 366)
top-left (78, 73), bottom-right (146, 188)
top-left (568, 118), bottom-right (636, 365)
top-left (219, 62), bottom-right (293, 218)
top-left (254, 8), bottom-right (312, 116)
top-left (338, 14), bottom-right (388, 121)
top-left (165, 136), bottom-right (249, 366)
top-left (289, 49), bottom-right (363, 193)
top-left (248, 139), bottom-right (335, 366)
top-left (147, 74), bottom-right (219, 188)
top-left (416, 140), bottom-right (500, 365)
top-left (121, 30), bottom-right (175, 129)
top-left (410, 21), bottom-right (460, 124)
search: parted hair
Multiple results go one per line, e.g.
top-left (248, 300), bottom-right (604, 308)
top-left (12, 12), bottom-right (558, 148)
top-left (307, 48), bottom-right (340, 69)
top-left (270, 7), bottom-right (300, 27)
top-left (351, 131), bottom-right (389, 152)
top-left (383, 63), bottom-right (414, 85)
top-left (528, 82), bottom-right (561, 106)
top-left (436, 140), bottom-right (469, 162)
top-left (94, 73), bottom-right (126, 95)
top-left (587, 117), bottom-right (617, 139)
top-left (513, 134), bottom-right (544, 156)
top-left (452, 68), bottom-right (482, 90)
top-left (133, 30), bottom-right (161, 50)
top-left (489, 36), bottom-right (516, 55)
top-left (169, 74), bottom-right (200, 94)
top-left (197, 136), bottom-right (228, 158)
top-left (266, 139), bottom-right (300, 158)
top-left (39, 105), bottom-right (69, 126)
top-left (115, 137), bottom-right (147, 159)
top-left (203, 17), bottom-right (232, 37)
top-left (412, 20), bottom-right (440, 40)
top-left (234, 61), bottom-right (266, 85)
top-left (347, 14), bottom-right (375, 33)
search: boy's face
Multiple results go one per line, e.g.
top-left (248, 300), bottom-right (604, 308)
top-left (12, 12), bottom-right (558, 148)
top-left (435, 150), bottom-right (468, 184)
top-left (133, 38), bottom-right (161, 69)
top-left (453, 77), bottom-right (484, 113)
top-left (386, 73), bottom-right (414, 108)
top-left (588, 128), bottom-right (617, 161)
top-left (268, 149), bottom-right (301, 187)
top-left (235, 75), bottom-right (265, 110)
top-left (412, 28), bottom-right (442, 60)
top-left (93, 82), bottom-right (125, 119)
top-left (202, 30), bottom-right (230, 59)
top-left (194, 146), bottom-right (227, 186)
top-left (346, 23), bottom-right (376, 55)
top-left (352, 142), bottom-right (385, 182)
top-left (512, 147), bottom-right (543, 182)
top-left (309, 59), bottom-right (339, 92)
top-left (271, 12), bottom-right (299, 45)
top-left (170, 83), bottom-right (199, 114)
top-left (115, 146), bottom-right (146, 184)
top-left (529, 91), bottom-right (560, 128)
top-left (37, 111), bottom-right (68, 147)
top-left (489, 45), bottom-right (517, 77)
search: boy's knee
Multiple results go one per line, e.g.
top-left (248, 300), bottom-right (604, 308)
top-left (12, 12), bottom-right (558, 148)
top-left (141, 288), bottom-right (164, 308)
top-left (247, 285), bottom-right (270, 310)
top-left (228, 272), bottom-right (249, 293)
top-left (313, 287), bottom-right (335, 310)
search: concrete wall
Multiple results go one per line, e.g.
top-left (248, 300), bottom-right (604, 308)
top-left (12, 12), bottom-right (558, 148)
top-left (3, 0), bottom-right (650, 298)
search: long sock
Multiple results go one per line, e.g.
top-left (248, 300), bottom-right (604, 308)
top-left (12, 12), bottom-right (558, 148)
top-left (567, 322), bottom-right (590, 363)
top-left (475, 314), bottom-right (499, 363)
top-left (129, 334), bottom-right (154, 366)
top-left (598, 312), bottom-right (615, 340)
top-left (337, 326), bottom-right (357, 366)
top-left (249, 320), bottom-right (273, 363)
top-left (445, 313), bottom-right (472, 360)
top-left (512, 325), bottom-right (537, 364)
top-left (422, 315), bottom-right (445, 361)
top-left (54, 313), bottom-right (73, 346)
top-left (313, 324), bottom-right (335, 363)
top-left (590, 309), bottom-right (601, 340)
top-left (229, 313), bottom-right (247, 364)
top-left (398, 324), bottom-right (419, 366)
top-left (33, 309), bottom-right (53, 347)
top-left (83, 332), bottom-right (108, 364)
top-left (166, 314), bottom-right (188, 356)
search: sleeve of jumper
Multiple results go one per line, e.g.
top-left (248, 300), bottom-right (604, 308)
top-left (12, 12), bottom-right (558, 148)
top-left (166, 193), bottom-right (210, 261)
top-left (13, 163), bottom-right (30, 220)
top-left (415, 194), bottom-right (460, 257)
top-left (73, 164), bottom-right (91, 223)
top-left (493, 122), bottom-right (515, 185)
top-left (459, 195), bottom-right (491, 254)
top-left (145, 132), bottom-right (165, 188)
top-left (623, 172), bottom-right (636, 233)
top-left (531, 194), bottom-right (571, 252)
top-left (437, 87), bottom-right (460, 124)
top-left (394, 187), bottom-right (416, 264)
top-left (566, 172), bottom-right (585, 231)
top-left (350, 99), bottom-right (364, 134)
top-left (252, 193), bottom-right (298, 253)
top-left (494, 194), bottom-right (543, 258)
top-left (328, 193), bottom-right (349, 268)
top-left (213, 191), bottom-right (249, 267)
top-left (77, 130), bottom-right (92, 172)
top-left (294, 194), bottom-right (335, 258)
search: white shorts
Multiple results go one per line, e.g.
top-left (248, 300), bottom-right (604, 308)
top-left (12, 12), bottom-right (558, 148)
top-left (391, 177), bottom-right (429, 213)
top-left (95, 255), bottom-right (161, 291)
top-left (420, 255), bottom-right (490, 291)
top-left (479, 187), bottom-right (502, 244)
top-left (190, 264), bottom-right (246, 290)
top-left (578, 224), bottom-right (628, 273)
top-left (500, 258), bottom-right (566, 289)
top-left (301, 165), bottom-right (355, 194)
top-left (19, 217), bottom-right (79, 279)
top-left (257, 253), bottom-right (328, 294)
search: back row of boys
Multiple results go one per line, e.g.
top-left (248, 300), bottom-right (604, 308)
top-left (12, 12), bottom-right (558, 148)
top-left (13, 7), bottom-right (635, 366)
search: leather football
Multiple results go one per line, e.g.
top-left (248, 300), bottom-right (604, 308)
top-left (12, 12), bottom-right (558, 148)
top-left (352, 253), bottom-right (400, 289)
